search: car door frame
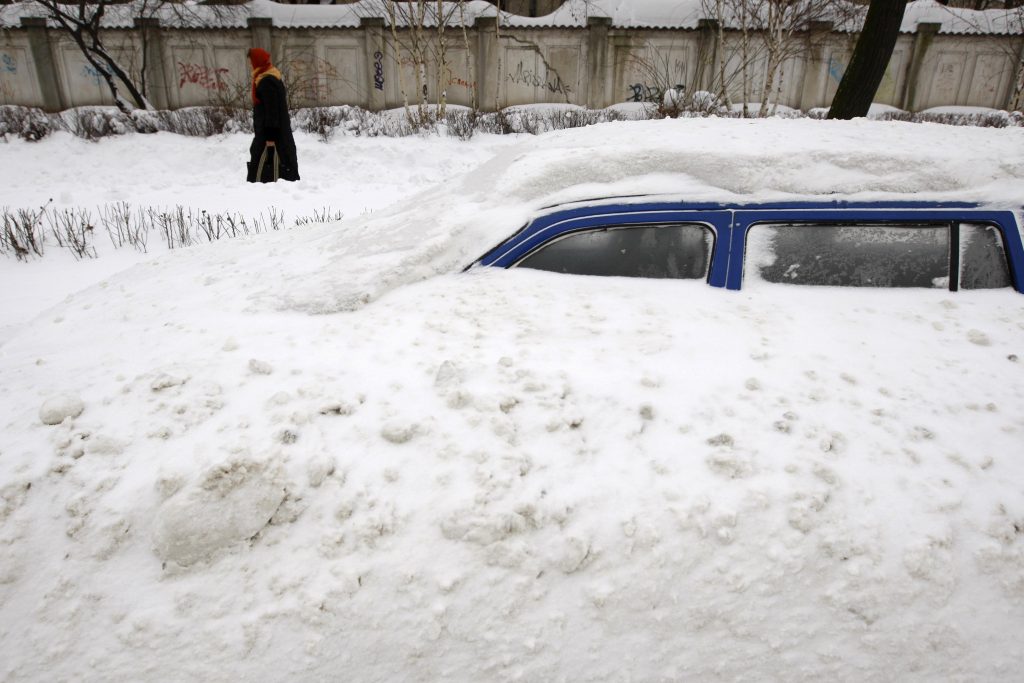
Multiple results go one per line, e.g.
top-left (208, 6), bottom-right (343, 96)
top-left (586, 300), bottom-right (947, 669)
top-left (728, 205), bottom-right (1024, 294)
top-left (474, 202), bottom-right (734, 287)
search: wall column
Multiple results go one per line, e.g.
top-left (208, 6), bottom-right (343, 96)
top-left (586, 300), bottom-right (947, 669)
top-left (586, 16), bottom-right (610, 109)
top-left (902, 22), bottom-right (940, 111)
top-left (799, 20), bottom-right (832, 111)
top-left (361, 17), bottom-right (387, 110)
top-left (134, 17), bottom-right (169, 110)
top-left (476, 16), bottom-right (497, 111)
top-left (248, 17), bottom-right (273, 53)
top-left (694, 18), bottom-right (718, 94)
top-left (20, 17), bottom-right (65, 111)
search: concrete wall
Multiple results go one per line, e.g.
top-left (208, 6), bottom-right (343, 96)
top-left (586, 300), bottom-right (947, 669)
top-left (1, 17), bottom-right (1021, 112)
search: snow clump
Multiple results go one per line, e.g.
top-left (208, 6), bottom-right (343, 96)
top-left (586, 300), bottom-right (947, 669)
top-left (39, 393), bottom-right (84, 425)
top-left (152, 457), bottom-right (286, 567)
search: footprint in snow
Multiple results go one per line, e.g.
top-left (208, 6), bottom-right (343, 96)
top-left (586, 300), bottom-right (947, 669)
top-left (967, 329), bottom-right (991, 346)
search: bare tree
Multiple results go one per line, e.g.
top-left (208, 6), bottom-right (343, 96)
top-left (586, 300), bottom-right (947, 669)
top-left (358, 1), bottom-right (466, 122)
top-left (457, 0), bottom-right (478, 111)
top-left (9, 0), bottom-right (241, 114)
top-left (437, 0), bottom-right (448, 116)
top-left (828, 0), bottom-right (909, 119)
top-left (701, 0), bottom-right (857, 117)
top-left (716, 0), bottom-right (730, 108)
top-left (756, 1), bottom-right (857, 117)
top-left (494, 0), bottom-right (503, 111)
top-left (27, 0), bottom-right (151, 112)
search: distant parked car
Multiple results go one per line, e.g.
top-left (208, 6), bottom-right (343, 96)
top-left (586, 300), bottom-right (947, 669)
top-left (473, 200), bottom-right (1023, 293)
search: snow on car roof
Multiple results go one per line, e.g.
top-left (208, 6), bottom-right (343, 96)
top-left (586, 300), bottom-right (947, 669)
top-left (241, 117), bottom-right (1024, 316)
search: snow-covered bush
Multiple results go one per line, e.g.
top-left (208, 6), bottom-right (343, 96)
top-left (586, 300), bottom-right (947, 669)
top-left (46, 208), bottom-right (98, 260)
top-left (0, 204), bottom-right (47, 260)
top-left (61, 107), bottom-right (132, 141)
top-left (444, 108), bottom-right (478, 140)
top-left (0, 105), bottom-right (54, 142)
top-left (0, 202), bottom-right (338, 261)
top-left (294, 106), bottom-right (346, 142)
top-left (0, 103), bottom-right (1020, 148)
top-left (131, 107), bottom-right (252, 136)
top-left (687, 90), bottom-right (726, 117)
top-left (916, 108), bottom-right (1013, 128)
top-left (475, 105), bottom-right (626, 135)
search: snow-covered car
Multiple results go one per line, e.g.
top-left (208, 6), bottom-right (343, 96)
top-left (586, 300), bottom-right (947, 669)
top-left (474, 199), bottom-right (1024, 292)
top-left (2, 118), bottom-right (1024, 682)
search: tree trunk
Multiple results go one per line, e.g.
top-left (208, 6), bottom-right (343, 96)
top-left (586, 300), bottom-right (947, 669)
top-left (436, 0), bottom-right (448, 117)
top-left (716, 0), bottom-right (728, 106)
top-left (494, 0), bottom-right (503, 112)
top-left (458, 0), bottom-right (478, 112)
top-left (741, 1), bottom-right (749, 117)
top-left (827, 0), bottom-right (909, 120)
top-left (759, 4), bottom-right (781, 118)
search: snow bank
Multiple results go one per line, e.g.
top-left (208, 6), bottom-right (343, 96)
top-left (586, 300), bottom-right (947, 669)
top-left (240, 118), bottom-right (1024, 315)
top-left (1, 117), bottom-right (1024, 681)
top-left (2, 270), bottom-right (1024, 680)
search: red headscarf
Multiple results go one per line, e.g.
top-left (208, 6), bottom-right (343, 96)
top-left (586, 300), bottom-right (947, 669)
top-left (249, 48), bottom-right (273, 105)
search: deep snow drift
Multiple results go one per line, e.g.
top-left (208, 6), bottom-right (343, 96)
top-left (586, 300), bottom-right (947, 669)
top-left (1, 118), bottom-right (1024, 681)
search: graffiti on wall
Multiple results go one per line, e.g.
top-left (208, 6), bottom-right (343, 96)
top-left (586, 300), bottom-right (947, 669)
top-left (288, 57), bottom-right (338, 102)
top-left (82, 64), bottom-right (104, 86)
top-left (507, 61), bottom-right (573, 96)
top-left (0, 54), bottom-right (15, 101)
top-left (827, 56), bottom-right (845, 84)
top-left (373, 51), bottom-right (384, 91)
top-left (827, 53), bottom-right (896, 99)
top-left (628, 83), bottom-right (684, 103)
top-left (177, 62), bottom-right (229, 91)
top-left (445, 66), bottom-right (474, 90)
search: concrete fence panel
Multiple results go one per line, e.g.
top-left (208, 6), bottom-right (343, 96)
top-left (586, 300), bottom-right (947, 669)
top-left (0, 16), bottom-right (1021, 114)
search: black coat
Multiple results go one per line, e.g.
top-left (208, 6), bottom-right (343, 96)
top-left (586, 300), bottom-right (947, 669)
top-left (247, 75), bottom-right (299, 182)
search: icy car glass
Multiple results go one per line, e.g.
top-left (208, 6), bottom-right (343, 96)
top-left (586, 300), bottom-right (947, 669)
top-left (472, 200), bottom-right (1023, 294)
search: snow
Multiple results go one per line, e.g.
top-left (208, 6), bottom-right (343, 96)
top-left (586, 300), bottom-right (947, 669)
top-left (727, 102), bottom-right (802, 117)
top-left (902, 0), bottom-right (1024, 35)
top-left (921, 105), bottom-right (1011, 117)
top-left (1, 117), bottom-right (1024, 680)
top-left (868, 103), bottom-right (908, 117)
top-left (37, 393), bottom-right (85, 426)
top-left (0, 130), bottom-right (517, 335)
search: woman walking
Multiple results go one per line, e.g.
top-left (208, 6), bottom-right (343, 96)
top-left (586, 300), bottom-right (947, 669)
top-left (246, 48), bottom-right (300, 183)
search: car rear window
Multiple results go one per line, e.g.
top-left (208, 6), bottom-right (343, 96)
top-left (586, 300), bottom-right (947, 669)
top-left (745, 222), bottom-right (1012, 290)
top-left (515, 223), bottom-right (714, 279)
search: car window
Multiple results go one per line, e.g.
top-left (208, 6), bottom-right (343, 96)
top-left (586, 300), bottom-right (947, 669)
top-left (960, 223), bottom-right (1012, 289)
top-left (746, 223), bottom-right (950, 288)
top-left (515, 223), bottom-right (714, 279)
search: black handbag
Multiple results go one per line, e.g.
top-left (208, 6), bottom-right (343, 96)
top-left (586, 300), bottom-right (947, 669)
top-left (247, 145), bottom-right (280, 183)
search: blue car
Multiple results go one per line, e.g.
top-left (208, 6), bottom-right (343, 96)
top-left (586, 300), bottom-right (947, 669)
top-left (473, 200), bottom-right (1024, 293)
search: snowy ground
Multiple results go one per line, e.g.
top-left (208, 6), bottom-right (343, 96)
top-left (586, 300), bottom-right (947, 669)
top-left (1, 118), bottom-right (1024, 681)
top-left (0, 130), bottom-right (519, 341)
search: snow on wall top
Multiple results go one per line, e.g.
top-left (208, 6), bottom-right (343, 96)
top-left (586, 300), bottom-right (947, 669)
top-left (1, 0), bottom-right (1021, 35)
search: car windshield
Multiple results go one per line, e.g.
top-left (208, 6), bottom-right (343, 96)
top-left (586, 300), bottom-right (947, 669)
top-left (516, 223), bottom-right (714, 279)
